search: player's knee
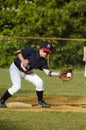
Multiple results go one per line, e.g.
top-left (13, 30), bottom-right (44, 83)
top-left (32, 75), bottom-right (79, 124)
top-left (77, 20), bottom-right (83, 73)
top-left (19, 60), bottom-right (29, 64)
top-left (36, 78), bottom-right (43, 87)
top-left (35, 79), bottom-right (44, 91)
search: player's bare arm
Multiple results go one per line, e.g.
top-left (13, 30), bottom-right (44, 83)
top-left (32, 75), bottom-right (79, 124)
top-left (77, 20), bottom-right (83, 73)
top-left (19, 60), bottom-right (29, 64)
top-left (43, 69), bottom-right (60, 76)
top-left (83, 46), bottom-right (86, 61)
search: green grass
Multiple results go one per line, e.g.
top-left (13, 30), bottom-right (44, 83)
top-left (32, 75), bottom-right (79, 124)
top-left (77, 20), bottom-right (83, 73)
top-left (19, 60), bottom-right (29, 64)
top-left (0, 68), bottom-right (86, 130)
top-left (0, 68), bottom-right (86, 97)
top-left (0, 111), bottom-right (86, 130)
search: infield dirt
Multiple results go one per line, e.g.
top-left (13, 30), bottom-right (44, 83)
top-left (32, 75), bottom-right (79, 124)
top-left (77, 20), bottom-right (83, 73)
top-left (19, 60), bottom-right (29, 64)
top-left (1, 96), bottom-right (86, 112)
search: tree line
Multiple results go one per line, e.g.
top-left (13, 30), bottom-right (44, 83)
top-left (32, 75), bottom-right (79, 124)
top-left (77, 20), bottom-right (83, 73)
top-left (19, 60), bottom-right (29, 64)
top-left (0, 0), bottom-right (86, 68)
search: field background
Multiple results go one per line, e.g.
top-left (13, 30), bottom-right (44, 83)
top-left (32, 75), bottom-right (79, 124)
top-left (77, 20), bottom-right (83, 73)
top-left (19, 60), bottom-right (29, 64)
top-left (0, 68), bottom-right (86, 130)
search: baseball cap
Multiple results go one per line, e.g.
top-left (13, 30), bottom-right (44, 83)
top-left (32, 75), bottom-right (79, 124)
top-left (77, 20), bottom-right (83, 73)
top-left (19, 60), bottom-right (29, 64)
top-left (40, 41), bottom-right (53, 53)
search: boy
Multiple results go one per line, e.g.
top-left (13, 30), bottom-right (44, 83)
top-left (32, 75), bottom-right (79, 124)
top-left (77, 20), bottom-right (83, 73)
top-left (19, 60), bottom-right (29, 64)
top-left (0, 41), bottom-right (60, 108)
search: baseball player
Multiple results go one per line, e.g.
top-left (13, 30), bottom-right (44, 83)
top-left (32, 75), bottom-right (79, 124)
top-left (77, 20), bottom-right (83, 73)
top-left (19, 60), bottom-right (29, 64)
top-left (0, 41), bottom-right (60, 108)
top-left (83, 42), bottom-right (86, 79)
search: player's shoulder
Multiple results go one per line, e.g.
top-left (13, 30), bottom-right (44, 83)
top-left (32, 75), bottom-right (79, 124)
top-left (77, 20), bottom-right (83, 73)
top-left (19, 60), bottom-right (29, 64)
top-left (24, 48), bottom-right (36, 52)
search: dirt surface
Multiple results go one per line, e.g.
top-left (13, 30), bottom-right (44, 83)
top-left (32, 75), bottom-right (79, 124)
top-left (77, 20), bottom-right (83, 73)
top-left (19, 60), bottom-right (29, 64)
top-left (1, 96), bottom-right (86, 112)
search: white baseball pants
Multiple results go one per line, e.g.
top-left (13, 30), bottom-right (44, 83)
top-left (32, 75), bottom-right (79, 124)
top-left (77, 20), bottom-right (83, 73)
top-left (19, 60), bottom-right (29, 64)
top-left (8, 63), bottom-right (44, 95)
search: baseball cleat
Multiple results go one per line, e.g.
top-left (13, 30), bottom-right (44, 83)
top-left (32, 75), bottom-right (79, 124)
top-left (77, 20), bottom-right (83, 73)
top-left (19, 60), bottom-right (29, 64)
top-left (38, 101), bottom-right (51, 108)
top-left (0, 99), bottom-right (7, 108)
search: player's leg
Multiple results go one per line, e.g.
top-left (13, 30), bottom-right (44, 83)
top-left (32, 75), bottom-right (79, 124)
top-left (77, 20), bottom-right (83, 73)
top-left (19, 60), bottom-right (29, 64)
top-left (0, 63), bottom-right (22, 108)
top-left (24, 72), bottom-right (50, 108)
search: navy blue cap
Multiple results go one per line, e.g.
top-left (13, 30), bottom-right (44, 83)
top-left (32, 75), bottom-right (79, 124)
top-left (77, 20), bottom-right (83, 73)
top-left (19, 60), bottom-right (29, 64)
top-left (40, 41), bottom-right (53, 53)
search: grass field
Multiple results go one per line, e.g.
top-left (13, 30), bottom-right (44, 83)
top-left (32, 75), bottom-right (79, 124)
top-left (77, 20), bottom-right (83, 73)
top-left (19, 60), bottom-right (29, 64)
top-left (0, 68), bottom-right (86, 130)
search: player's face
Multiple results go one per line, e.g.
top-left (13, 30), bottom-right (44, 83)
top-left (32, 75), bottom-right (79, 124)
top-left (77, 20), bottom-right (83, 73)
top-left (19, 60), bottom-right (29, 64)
top-left (40, 49), bottom-right (49, 58)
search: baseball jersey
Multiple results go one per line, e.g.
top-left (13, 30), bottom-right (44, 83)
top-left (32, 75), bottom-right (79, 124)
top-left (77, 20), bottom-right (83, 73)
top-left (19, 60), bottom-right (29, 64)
top-left (14, 48), bottom-right (49, 73)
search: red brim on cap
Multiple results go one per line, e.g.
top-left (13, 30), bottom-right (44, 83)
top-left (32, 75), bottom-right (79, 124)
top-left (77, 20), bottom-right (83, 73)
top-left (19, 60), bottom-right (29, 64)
top-left (41, 48), bottom-right (51, 53)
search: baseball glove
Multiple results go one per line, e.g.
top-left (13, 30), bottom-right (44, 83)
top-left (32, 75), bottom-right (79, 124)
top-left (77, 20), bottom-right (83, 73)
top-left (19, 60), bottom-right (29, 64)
top-left (59, 67), bottom-right (73, 81)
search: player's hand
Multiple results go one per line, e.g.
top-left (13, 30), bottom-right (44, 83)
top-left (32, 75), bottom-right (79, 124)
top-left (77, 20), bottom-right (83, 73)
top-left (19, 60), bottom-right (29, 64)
top-left (22, 59), bottom-right (29, 67)
top-left (21, 59), bottom-right (29, 71)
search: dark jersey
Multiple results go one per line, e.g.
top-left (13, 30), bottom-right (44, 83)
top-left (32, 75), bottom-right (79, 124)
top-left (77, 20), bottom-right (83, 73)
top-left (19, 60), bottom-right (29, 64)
top-left (14, 48), bottom-right (49, 73)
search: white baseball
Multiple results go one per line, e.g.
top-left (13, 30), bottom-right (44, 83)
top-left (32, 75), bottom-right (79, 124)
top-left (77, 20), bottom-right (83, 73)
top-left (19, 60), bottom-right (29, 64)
top-left (67, 72), bottom-right (71, 77)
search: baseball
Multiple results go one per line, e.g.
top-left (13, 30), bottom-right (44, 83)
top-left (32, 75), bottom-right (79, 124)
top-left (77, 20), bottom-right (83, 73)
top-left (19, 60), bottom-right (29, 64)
top-left (67, 72), bottom-right (71, 77)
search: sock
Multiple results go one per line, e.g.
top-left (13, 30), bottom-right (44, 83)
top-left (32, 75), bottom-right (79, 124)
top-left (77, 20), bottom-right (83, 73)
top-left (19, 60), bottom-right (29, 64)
top-left (0, 90), bottom-right (12, 103)
top-left (36, 91), bottom-right (44, 102)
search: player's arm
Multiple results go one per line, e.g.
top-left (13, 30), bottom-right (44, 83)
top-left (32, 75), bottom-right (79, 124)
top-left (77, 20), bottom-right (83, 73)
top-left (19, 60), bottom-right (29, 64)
top-left (83, 46), bottom-right (86, 61)
top-left (43, 69), bottom-right (60, 77)
top-left (16, 50), bottom-right (28, 67)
